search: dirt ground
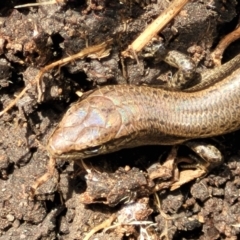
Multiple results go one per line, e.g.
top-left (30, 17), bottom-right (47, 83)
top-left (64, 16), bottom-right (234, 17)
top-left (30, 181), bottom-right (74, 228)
top-left (0, 0), bottom-right (240, 239)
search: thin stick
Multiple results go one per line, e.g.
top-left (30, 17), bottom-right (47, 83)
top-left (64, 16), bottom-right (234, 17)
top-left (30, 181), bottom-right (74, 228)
top-left (0, 39), bottom-right (112, 117)
top-left (211, 25), bottom-right (240, 66)
top-left (83, 214), bottom-right (116, 240)
top-left (30, 157), bottom-right (56, 197)
top-left (14, 0), bottom-right (61, 8)
top-left (121, 0), bottom-right (190, 57)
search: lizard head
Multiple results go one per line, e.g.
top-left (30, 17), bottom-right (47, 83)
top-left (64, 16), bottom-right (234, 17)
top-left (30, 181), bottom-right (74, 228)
top-left (47, 86), bottom-right (139, 159)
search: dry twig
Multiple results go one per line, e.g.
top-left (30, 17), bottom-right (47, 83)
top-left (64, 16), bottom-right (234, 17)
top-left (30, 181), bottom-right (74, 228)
top-left (30, 157), bottom-right (56, 197)
top-left (14, 0), bottom-right (64, 8)
top-left (211, 25), bottom-right (240, 66)
top-left (0, 39), bottom-right (113, 116)
top-left (83, 214), bottom-right (117, 240)
top-left (121, 0), bottom-right (190, 57)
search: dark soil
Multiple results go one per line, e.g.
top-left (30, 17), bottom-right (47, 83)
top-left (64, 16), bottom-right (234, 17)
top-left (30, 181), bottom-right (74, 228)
top-left (0, 0), bottom-right (240, 239)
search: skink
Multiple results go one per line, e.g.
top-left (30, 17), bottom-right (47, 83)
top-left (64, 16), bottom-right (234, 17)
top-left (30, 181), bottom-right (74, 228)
top-left (47, 54), bottom-right (240, 160)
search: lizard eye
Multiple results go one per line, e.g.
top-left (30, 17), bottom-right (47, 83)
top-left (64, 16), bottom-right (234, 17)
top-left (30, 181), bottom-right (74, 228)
top-left (84, 146), bottom-right (102, 155)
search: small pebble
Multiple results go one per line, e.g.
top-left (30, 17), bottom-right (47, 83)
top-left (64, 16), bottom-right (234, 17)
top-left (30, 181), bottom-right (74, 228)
top-left (6, 214), bottom-right (15, 222)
